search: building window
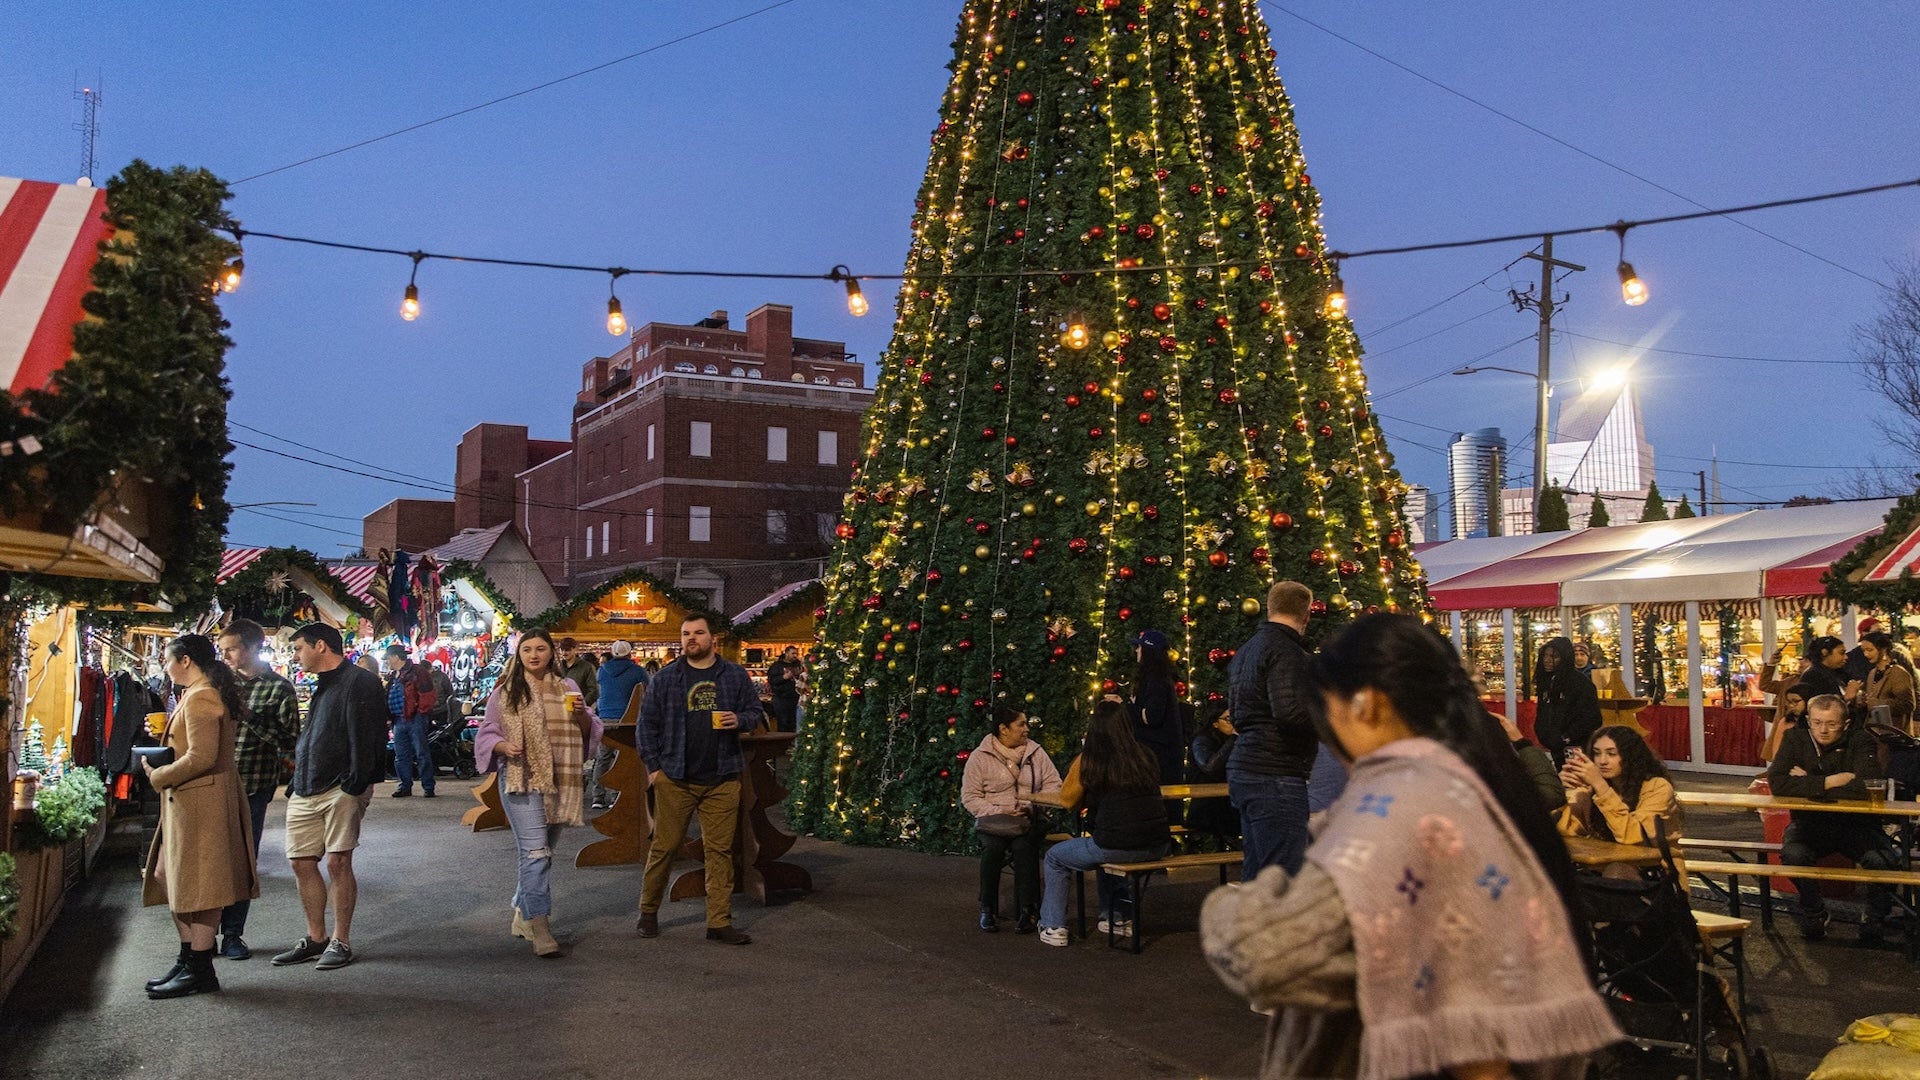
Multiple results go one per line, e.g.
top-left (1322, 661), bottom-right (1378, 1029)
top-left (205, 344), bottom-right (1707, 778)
top-left (645, 507), bottom-right (654, 545)
top-left (601, 520), bottom-right (611, 553)
top-left (584, 527), bottom-right (595, 559)
top-left (766, 509), bottom-right (789, 544)
top-left (691, 421), bottom-right (712, 458)
top-left (767, 426), bottom-right (788, 462)
top-left (647, 423), bottom-right (656, 461)
top-left (817, 430), bottom-right (838, 466)
top-left (817, 512), bottom-right (837, 542)
top-left (689, 505), bottom-right (712, 543)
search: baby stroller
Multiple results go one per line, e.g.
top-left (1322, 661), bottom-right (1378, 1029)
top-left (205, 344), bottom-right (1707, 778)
top-left (426, 704), bottom-right (477, 780)
top-left (1579, 822), bottom-right (1774, 1079)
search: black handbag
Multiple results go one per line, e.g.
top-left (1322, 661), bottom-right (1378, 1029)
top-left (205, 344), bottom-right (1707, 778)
top-left (974, 813), bottom-right (1029, 838)
top-left (131, 745), bottom-right (175, 770)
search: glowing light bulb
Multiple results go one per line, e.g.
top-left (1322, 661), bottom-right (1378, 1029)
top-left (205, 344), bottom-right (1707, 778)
top-left (845, 280), bottom-right (869, 317)
top-left (220, 259), bottom-right (243, 293)
top-left (607, 296), bottom-right (627, 336)
top-left (1617, 261), bottom-right (1648, 306)
top-left (1326, 270), bottom-right (1348, 316)
top-left (1063, 311), bottom-right (1090, 350)
top-left (401, 283), bottom-right (420, 321)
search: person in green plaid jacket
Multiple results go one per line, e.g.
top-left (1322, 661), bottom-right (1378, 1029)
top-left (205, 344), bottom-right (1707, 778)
top-left (215, 618), bottom-right (303, 960)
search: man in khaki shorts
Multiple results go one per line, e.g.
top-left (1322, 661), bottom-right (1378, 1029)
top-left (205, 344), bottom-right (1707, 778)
top-left (272, 623), bottom-right (389, 972)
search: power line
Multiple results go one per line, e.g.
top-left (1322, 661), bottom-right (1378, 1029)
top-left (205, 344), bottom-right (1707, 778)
top-left (1363, 256), bottom-right (1523, 337)
top-left (1365, 301), bottom-right (1511, 358)
top-left (1373, 332), bottom-right (1536, 400)
top-left (231, 0), bottom-right (806, 185)
top-left (1259, 2), bottom-right (1886, 287)
top-left (1557, 331), bottom-right (1860, 367)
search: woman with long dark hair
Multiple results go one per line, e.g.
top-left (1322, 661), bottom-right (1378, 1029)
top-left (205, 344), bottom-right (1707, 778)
top-left (474, 627), bottom-right (602, 957)
top-left (1557, 725), bottom-right (1680, 847)
top-left (1533, 635), bottom-right (1602, 765)
top-left (1760, 681), bottom-right (1813, 764)
top-left (139, 634), bottom-right (260, 999)
top-left (1202, 615), bottom-right (1617, 1080)
top-left (1127, 630), bottom-right (1186, 788)
top-left (1035, 700), bottom-right (1171, 947)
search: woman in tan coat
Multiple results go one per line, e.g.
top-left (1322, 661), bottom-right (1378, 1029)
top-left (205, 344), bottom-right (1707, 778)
top-left (140, 634), bottom-right (260, 999)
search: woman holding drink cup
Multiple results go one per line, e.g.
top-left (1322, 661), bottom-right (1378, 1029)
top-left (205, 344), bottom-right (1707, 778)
top-left (474, 628), bottom-right (603, 957)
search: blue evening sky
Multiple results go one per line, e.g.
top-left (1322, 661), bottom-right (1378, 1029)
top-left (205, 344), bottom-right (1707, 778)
top-left (6, 2), bottom-right (1919, 552)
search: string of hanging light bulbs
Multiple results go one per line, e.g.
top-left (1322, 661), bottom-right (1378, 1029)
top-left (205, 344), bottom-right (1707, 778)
top-left (210, 174), bottom-right (1918, 328)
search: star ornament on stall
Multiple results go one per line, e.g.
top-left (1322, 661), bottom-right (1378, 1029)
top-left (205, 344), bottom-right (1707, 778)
top-left (264, 570), bottom-right (291, 594)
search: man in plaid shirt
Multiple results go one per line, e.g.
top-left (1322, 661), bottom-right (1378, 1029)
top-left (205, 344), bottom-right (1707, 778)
top-left (216, 618), bottom-right (303, 960)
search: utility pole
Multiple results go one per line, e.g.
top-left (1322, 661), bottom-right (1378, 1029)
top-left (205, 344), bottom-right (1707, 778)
top-left (1513, 236), bottom-right (1585, 527)
top-left (1698, 470), bottom-right (1709, 517)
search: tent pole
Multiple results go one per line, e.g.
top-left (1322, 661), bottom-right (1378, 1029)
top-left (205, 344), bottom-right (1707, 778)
top-left (1502, 608), bottom-right (1518, 720)
top-left (1759, 599), bottom-right (1778, 705)
top-left (1617, 604), bottom-right (1634, 695)
top-left (1685, 601), bottom-right (1705, 767)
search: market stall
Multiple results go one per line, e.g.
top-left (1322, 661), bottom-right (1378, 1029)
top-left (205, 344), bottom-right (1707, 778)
top-left (730, 578), bottom-right (822, 667)
top-left (1429, 500), bottom-right (1896, 773)
top-left (528, 569), bottom-right (719, 666)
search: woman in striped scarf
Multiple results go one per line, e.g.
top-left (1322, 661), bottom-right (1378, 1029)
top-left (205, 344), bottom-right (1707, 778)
top-left (475, 628), bottom-right (602, 957)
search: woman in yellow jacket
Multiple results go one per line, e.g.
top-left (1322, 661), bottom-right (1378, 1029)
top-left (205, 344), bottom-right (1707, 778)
top-left (1556, 725), bottom-right (1681, 847)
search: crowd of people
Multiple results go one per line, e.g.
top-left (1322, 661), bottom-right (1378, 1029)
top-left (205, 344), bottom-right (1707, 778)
top-left (135, 613), bottom-right (772, 999)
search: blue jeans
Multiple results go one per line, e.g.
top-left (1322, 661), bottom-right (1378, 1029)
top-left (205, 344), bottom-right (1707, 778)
top-left (499, 777), bottom-right (563, 918)
top-left (220, 787), bottom-right (274, 937)
top-left (394, 717), bottom-right (433, 792)
top-left (1039, 836), bottom-right (1169, 931)
top-left (1229, 773), bottom-right (1310, 881)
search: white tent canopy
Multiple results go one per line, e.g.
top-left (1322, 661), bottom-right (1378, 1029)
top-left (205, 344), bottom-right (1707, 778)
top-left (1560, 500), bottom-right (1895, 606)
top-left (1414, 532), bottom-right (1566, 587)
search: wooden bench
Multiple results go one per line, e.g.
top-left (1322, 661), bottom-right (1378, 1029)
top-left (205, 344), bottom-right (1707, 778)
top-left (1101, 851), bottom-right (1243, 954)
top-left (1687, 859), bottom-right (1920, 958)
top-left (1676, 838), bottom-right (1781, 858)
top-left (1691, 910), bottom-right (1753, 1017)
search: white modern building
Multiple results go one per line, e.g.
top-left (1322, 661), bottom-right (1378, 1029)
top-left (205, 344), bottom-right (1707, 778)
top-left (1402, 485), bottom-right (1441, 544)
top-left (1448, 428), bottom-right (1507, 539)
top-left (1545, 370), bottom-right (1656, 525)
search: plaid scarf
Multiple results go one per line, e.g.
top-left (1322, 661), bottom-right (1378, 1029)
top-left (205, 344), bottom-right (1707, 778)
top-left (500, 673), bottom-right (586, 827)
top-left (1308, 738), bottom-right (1620, 1080)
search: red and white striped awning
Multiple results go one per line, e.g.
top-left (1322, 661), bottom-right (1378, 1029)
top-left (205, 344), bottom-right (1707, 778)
top-left (0, 177), bottom-right (112, 394)
top-left (325, 561), bottom-right (383, 607)
top-left (217, 547), bottom-right (267, 584)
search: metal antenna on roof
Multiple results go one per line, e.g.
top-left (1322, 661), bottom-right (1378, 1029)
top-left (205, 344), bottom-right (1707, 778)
top-left (73, 81), bottom-right (102, 186)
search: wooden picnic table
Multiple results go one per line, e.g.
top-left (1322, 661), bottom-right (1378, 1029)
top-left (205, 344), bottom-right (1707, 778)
top-left (1564, 835), bottom-right (1664, 868)
top-left (1023, 782), bottom-right (1230, 810)
top-left (1674, 790), bottom-right (1920, 817)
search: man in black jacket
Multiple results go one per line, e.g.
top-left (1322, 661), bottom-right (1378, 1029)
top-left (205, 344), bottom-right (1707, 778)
top-left (1766, 694), bottom-right (1903, 943)
top-left (272, 623), bottom-right (389, 972)
top-left (1225, 580), bottom-right (1318, 880)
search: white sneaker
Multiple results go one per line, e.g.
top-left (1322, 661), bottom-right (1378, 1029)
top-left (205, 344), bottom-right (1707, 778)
top-left (1097, 917), bottom-right (1134, 936)
top-left (1038, 927), bottom-right (1070, 947)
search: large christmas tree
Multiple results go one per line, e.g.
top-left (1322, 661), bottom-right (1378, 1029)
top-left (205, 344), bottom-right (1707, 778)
top-left (789, 0), bottom-right (1424, 851)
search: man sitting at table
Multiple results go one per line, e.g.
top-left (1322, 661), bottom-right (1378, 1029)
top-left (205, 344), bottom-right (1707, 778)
top-left (1765, 694), bottom-right (1904, 943)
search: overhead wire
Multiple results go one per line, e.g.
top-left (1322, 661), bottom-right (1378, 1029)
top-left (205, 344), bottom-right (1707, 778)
top-left (231, 0), bottom-right (807, 185)
top-left (1258, 1), bottom-right (1887, 287)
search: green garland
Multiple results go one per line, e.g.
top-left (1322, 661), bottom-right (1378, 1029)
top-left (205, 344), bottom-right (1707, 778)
top-left (17, 767), bottom-right (107, 851)
top-left (441, 559), bottom-right (521, 625)
top-left (216, 546), bottom-right (373, 624)
top-left (1826, 491), bottom-right (1919, 612)
top-left (522, 566), bottom-right (726, 633)
top-left (0, 852), bottom-right (17, 940)
top-left (0, 162), bottom-right (237, 614)
top-left (731, 580), bottom-right (824, 641)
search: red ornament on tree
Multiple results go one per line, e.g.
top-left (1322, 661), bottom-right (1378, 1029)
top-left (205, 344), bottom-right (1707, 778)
top-left (926, 569), bottom-right (943, 584)
top-left (1134, 223), bottom-right (1155, 238)
top-left (1208, 551), bottom-right (1230, 568)
top-left (1158, 335), bottom-right (1177, 352)
top-left (1207, 648), bottom-right (1231, 665)
top-left (1269, 511), bottom-right (1294, 531)
top-left (1317, 424), bottom-right (1334, 438)
top-left (1310, 600), bottom-right (1328, 616)
top-left (1065, 394), bottom-right (1080, 407)
top-left (1117, 607), bottom-right (1133, 620)
top-left (836, 522), bottom-right (857, 540)
top-left (1017, 91), bottom-right (1035, 106)
top-left (1117, 566), bottom-right (1135, 580)
top-left (1307, 548), bottom-right (1328, 567)
top-left (1088, 426), bottom-right (1104, 439)
top-left (1152, 303), bottom-right (1172, 322)
top-left (1338, 560), bottom-right (1357, 577)
top-left (1137, 411), bottom-right (1153, 425)
top-left (1068, 537), bottom-right (1089, 553)
top-left (1141, 387), bottom-right (1158, 402)
top-left (1250, 546), bottom-right (1269, 564)
top-left (1218, 388), bottom-right (1238, 404)
top-left (1143, 504), bottom-right (1159, 521)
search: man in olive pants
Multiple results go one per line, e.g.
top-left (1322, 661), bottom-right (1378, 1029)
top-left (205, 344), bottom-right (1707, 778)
top-left (635, 615), bottom-right (763, 944)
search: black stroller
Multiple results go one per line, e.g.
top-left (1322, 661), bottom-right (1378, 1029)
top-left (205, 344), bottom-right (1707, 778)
top-left (425, 704), bottom-right (477, 780)
top-left (1579, 822), bottom-right (1774, 1079)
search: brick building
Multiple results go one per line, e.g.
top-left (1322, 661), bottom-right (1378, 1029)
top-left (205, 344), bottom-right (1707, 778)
top-left (373, 303), bottom-right (870, 617)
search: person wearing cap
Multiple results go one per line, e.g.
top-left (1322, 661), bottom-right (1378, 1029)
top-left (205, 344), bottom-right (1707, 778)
top-left (1225, 581), bottom-right (1319, 880)
top-left (1126, 630), bottom-right (1186, 797)
top-left (588, 641), bottom-right (649, 809)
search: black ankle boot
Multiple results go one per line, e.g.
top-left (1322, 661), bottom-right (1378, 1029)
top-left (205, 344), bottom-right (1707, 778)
top-left (148, 947), bottom-right (219, 999)
top-left (145, 942), bottom-right (192, 991)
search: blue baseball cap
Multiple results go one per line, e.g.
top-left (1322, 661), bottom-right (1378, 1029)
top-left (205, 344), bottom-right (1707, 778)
top-left (1131, 629), bottom-right (1169, 649)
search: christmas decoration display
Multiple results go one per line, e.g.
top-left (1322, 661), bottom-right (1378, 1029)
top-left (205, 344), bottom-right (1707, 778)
top-left (18, 721), bottom-right (48, 776)
top-left (788, 2), bottom-right (1423, 851)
